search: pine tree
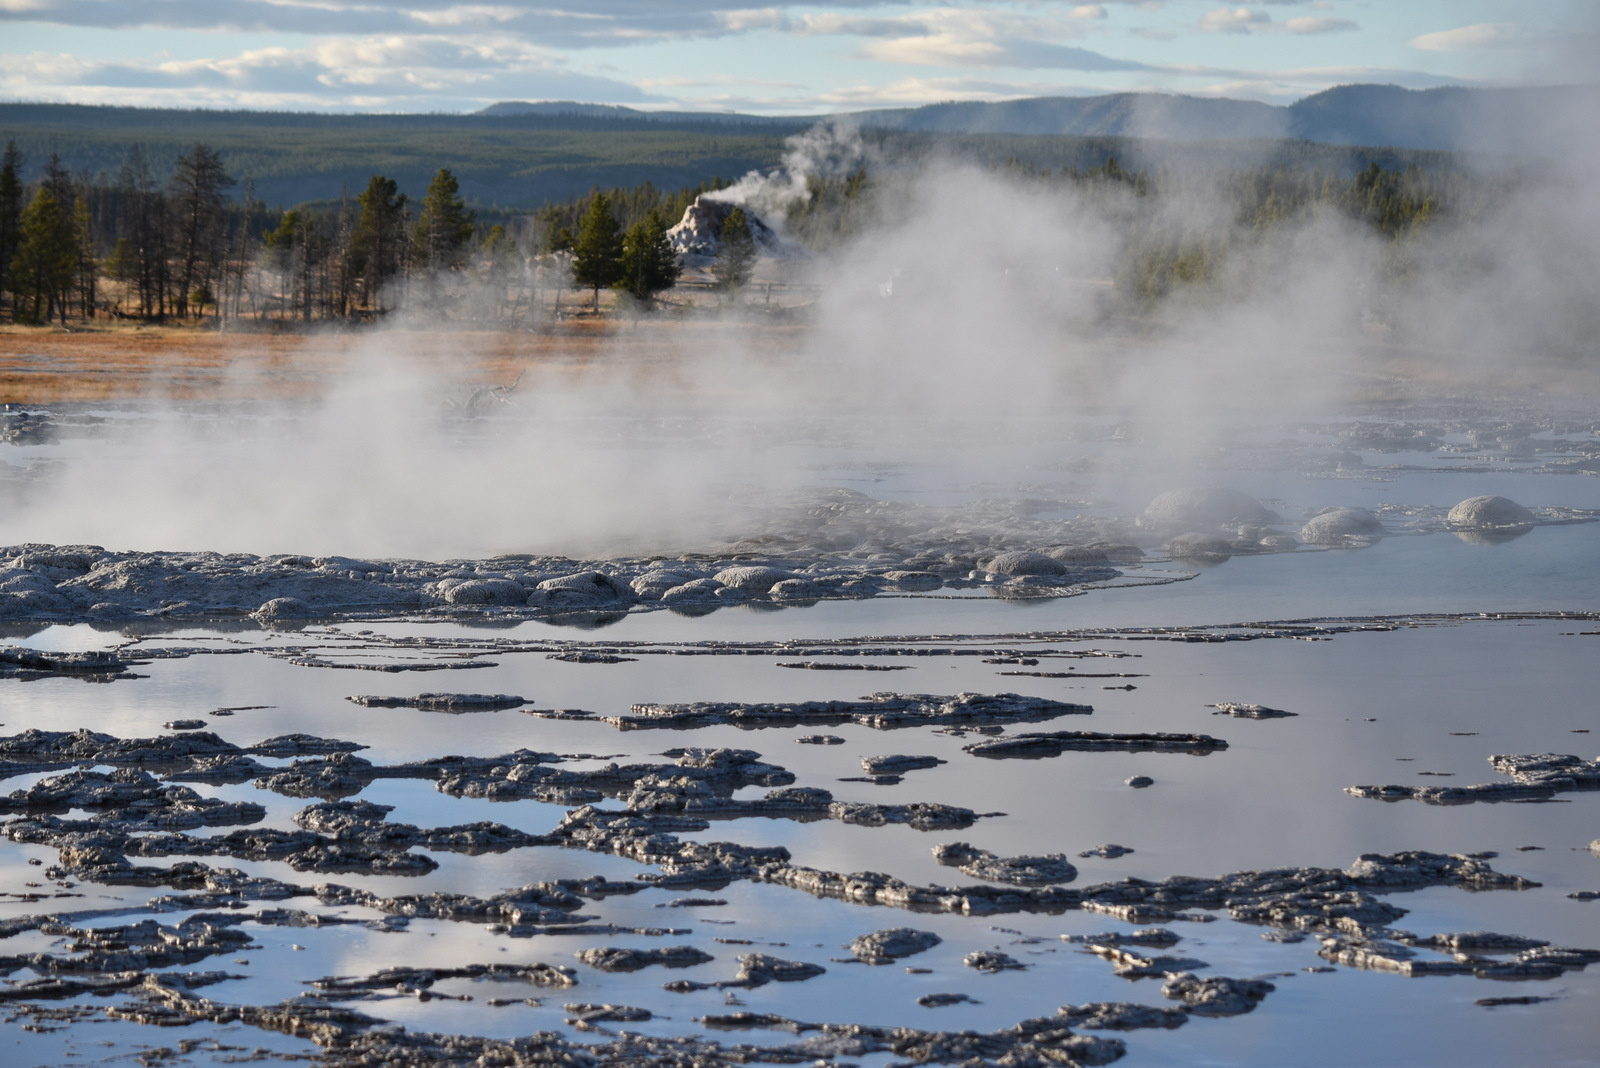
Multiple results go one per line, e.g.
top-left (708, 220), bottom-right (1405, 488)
top-left (351, 176), bottom-right (408, 313)
top-left (168, 144), bottom-right (233, 319)
top-left (618, 209), bottom-right (680, 309)
top-left (0, 142), bottom-right (23, 321)
top-left (711, 206), bottom-right (755, 293)
top-left (72, 194), bottom-right (96, 319)
top-left (9, 188), bottom-right (77, 324)
top-left (571, 191), bottom-right (623, 310)
top-left (413, 168), bottom-right (475, 269)
top-left (117, 144), bottom-right (168, 320)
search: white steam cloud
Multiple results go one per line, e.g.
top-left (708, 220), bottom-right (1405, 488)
top-left (705, 118), bottom-right (872, 224)
top-left (3, 113), bottom-right (1598, 562)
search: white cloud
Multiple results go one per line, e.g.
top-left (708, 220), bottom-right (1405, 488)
top-left (860, 33), bottom-right (1004, 66)
top-left (407, 6), bottom-right (522, 28)
top-left (1409, 23), bottom-right (1548, 53)
top-left (0, 0), bottom-right (758, 47)
top-left (1199, 7), bottom-right (1270, 35)
top-left (1069, 5), bottom-right (1107, 20)
top-left (792, 8), bottom-right (1154, 72)
top-left (0, 33), bottom-right (655, 109)
top-left (717, 7), bottom-right (788, 32)
top-left (1283, 16), bottom-right (1355, 35)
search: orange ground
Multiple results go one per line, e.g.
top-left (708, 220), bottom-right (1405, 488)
top-left (3, 318), bottom-right (1585, 409)
top-left (0, 319), bottom-right (807, 405)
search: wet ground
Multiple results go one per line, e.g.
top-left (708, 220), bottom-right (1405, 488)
top-left (2, 390), bottom-right (1599, 1067)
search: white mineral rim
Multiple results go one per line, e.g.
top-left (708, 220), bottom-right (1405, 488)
top-left (1447, 495), bottom-right (1536, 530)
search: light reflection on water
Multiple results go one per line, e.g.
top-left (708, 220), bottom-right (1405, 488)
top-left (4, 407), bottom-right (1600, 1066)
top-left (2, 608), bottom-right (1598, 1067)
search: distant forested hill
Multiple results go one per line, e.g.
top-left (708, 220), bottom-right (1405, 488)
top-left (0, 104), bottom-right (805, 210)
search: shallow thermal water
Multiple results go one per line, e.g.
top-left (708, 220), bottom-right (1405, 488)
top-left (2, 394), bottom-right (1599, 1067)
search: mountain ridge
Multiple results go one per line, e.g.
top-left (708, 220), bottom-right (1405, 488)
top-left (482, 83), bottom-right (1598, 154)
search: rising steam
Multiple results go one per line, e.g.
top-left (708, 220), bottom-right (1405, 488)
top-left (3, 113), bottom-right (1598, 561)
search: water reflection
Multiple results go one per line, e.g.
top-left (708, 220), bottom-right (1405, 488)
top-left (1454, 526), bottom-right (1533, 546)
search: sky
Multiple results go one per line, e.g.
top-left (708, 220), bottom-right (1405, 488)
top-left (0, 0), bottom-right (1595, 115)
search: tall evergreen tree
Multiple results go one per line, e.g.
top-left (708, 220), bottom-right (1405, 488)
top-left (571, 191), bottom-right (623, 310)
top-left (72, 194), bottom-right (96, 319)
top-left (618, 209), bottom-right (680, 308)
top-left (711, 206), bottom-right (756, 293)
top-left (352, 175), bottom-right (408, 312)
top-left (117, 145), bottom-right (168, 320)
top-left (413, 168), bottom-right (474, 269)
top-left (0, 142), bottom-right (23, 321)
top-left (41, 154), bottom-right (75, 215)
top-left (9, 188), bottom-right (77, 324)
top-left (168, 144), bottom-right (233, 319)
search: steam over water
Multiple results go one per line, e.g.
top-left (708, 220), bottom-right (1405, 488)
top-left (3, 113), bottom-right (1599, 560)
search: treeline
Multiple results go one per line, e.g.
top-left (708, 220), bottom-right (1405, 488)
top-left (0, 137), bottom-right (771, 326)
top-left (1057, 157), bottom-right (1497, 302)
top-left (0, 139), bottom-right (547, 325)
top-left (990, 155), bottom-right (1485, 237)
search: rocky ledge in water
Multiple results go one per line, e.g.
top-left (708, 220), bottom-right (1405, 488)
top-left (0, 541), bottom-right (1129, 629)
top-left (0, 727), bottom-right (363, 783)
top-left (964, 949), bottom-right (1027, 972)
top-left (862, 754), bottom-right (946, 775)
top-left (610, 692), bottom-right (1093, 732)
top-left (663, 952), bottom-right (826, 991)
top-left (933, 842), bottom-right (1079, 886)
top-left (1316, 933), bottom-right (1600, 980)
top-left (1061, 928), bottom-right (1180, 948)
top-left (1209, 702), bottom-right (1296, 719)
top-left (0, 647), bottom-right (139, 681)
top-left (310, 961), bottom-right (580, 999)
top-left (1056, 975), bottom-right (1276, 1028)
top-left (345, 693), bottom-right (528, 712)
top-left (1055, 1001), bottom-right (1189, 1030)
top-left (576, 945), bottom-right (715, 972)
top-left (1087, 945), bottom-right (1211, 978)
top-left (963, 730), bottom-right (1227, 759)
top-left (1347, 751), bottom-right (1600, 804)
top-left (849, 927), bottom-right (942, 964)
